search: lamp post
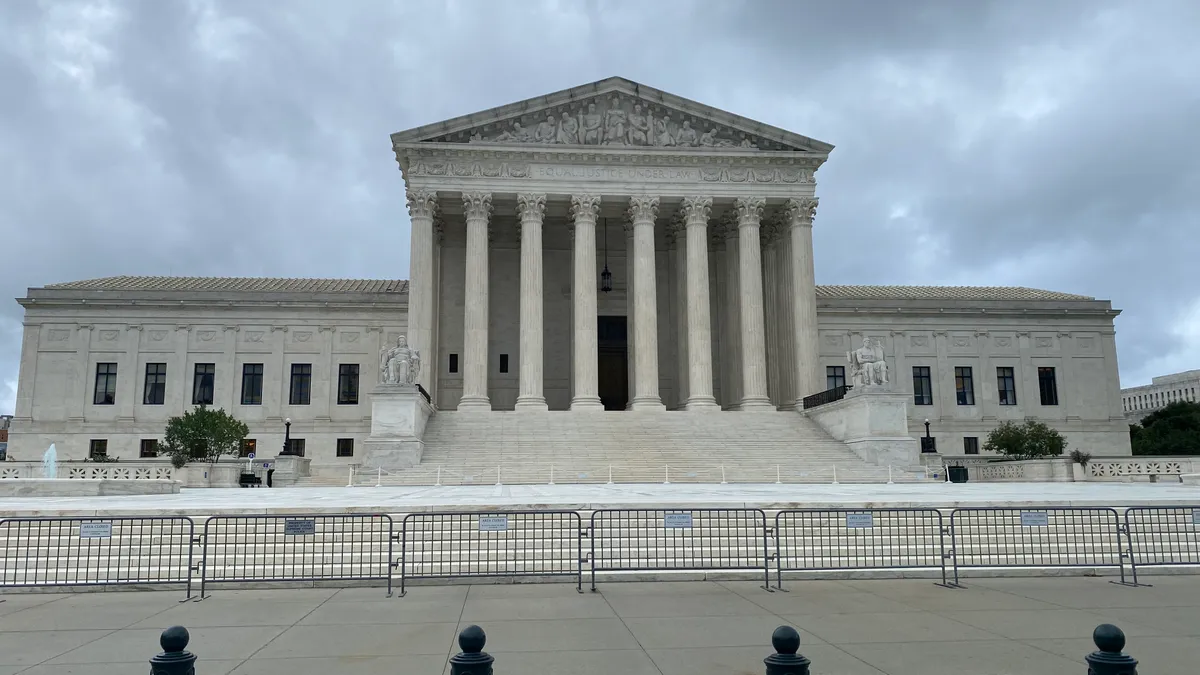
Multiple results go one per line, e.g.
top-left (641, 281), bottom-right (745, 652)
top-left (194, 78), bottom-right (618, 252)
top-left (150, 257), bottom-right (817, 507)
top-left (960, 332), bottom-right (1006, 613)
top-left (281, 417), bottom-right (292, 455)
top-left (923, 419), bottom-right (931, 438)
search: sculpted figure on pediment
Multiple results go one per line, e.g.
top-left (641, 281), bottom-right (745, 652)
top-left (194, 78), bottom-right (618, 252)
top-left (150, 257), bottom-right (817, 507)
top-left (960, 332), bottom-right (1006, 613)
top-left (675, 120), bottom-right (698, 146)
top-left (488, 120), bottom-right (531, 143)
top-left (581, 102), bottom-right (603, 144)
top-left (603, 96), bottom-right (627, 145)
top-left (654, 115), bottom-right (675, 146)
top-left (627, 103), bottom-right (650, 145)
top-left (535, 114), bottom-right (558, 143)
top-left (556, 110), bottom-right (580, 144)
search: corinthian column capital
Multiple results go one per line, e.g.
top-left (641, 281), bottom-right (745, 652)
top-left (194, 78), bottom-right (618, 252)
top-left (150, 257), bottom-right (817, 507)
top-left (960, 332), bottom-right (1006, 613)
top-left (461, 191), bottom-right (493, 221)
top-left (517, 193), bottom-right (547, 222)
top-left (626, 195), bottom-right (660, 224)
top-left (733, 197), bottom-right (765, 226)
top-left (783, 197), bottom-right (819, 227)
top-left (569, 194), bottom-right (602, 224)
top-left (405, 188), bottom-right (438, 219)
top-left (679, 196), bottom-right (713, 225)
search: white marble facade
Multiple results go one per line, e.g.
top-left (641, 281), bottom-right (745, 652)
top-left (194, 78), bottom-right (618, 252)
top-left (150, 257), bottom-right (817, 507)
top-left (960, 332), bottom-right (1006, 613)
top-left (6, 77), bottom-right (1134, 464)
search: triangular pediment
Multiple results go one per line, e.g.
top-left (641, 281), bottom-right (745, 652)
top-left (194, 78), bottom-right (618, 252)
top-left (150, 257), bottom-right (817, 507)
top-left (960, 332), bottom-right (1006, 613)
top-left (391, 77), bottom-right (833, 154)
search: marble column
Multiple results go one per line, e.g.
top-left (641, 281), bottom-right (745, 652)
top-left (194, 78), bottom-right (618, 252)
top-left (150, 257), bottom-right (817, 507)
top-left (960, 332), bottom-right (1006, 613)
top-left (721, 216), bottom-right (743, 408)
top-left (776, 229), bottom-right (798, 408)
top-left (735, 197), bottom-right (772, 410)
top-left (515, 193), bottom-right (548, 411)
top-left (761, 222), bottom-right (780, 407)
top-left (628, 196), bottom-right (664, 410)
top-left (405, 189), bottom-right (438, 391)
top-left (458, 191), bottom-right (492, 410)
top-left (681, 197), bottom-right (719, 409)
top-left (669, 216), bottom-right (689, 408)
top-left (624, 220), bottom-right (636, 409)
top-left (569, 195), bottom-right (603, 410)
top-left (784, 197), bottom-right (821, 402)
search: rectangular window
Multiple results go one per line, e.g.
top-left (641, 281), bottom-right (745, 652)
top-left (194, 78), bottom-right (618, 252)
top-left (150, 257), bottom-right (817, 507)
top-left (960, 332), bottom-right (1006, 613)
top-left (88, 439), bottom-right (108, 458)
top-left (143, 363), bottom-right (167, 405)
top-left (139, 439), bottom-right (158, 458)
top-left (955, 366), bottom-right (975, 406)
top-left (337, 364), bottom-right (360, 405)
top-left (499, 354), bottom-right (509, 374)
top-left (1038, 367), bottom-right (1059, 406)
top-left (192, 363), bottom-right (215, 405)
top-left (289, 364), bottom-right (312, 405)
top-left (287, 438), bottom-right (306, 457)
top-left (826, 366), bottom-right (846, 390)
top-left (93, 363), bottom-right (117, 405)
top-left (336, 438), bottom-right (354, 457)
top-left (240, 438), bottom-right (256, 458)
top-left (912, 366), bottom-right (933, 406)
top-left (996, 367), bottom-right (1018, 406)
top-left (449, 353), bottom-right (459, 374)
top-left (241, 364), bottom-right (264, 405)
top-left (964, 437), bottom-right (979, 455)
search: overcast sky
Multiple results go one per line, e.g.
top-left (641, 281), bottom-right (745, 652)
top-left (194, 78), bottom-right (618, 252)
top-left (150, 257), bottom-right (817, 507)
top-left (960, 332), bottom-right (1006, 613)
top-left (1, 0), bottom-right (1198, 414)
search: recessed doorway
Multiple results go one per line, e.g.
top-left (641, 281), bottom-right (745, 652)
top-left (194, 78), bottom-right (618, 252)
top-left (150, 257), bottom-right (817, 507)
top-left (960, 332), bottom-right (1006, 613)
top-left (597, 315), bottom-right (628, 411)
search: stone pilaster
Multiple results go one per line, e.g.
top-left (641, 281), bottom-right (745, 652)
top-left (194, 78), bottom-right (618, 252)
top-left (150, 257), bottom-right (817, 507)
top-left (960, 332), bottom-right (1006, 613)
top-left (720, 214), bottom-right (742, 409)
top-left (70, 324), bottom-right (92, 420)
top-left (627, 195), bottom-right (665, 410)
top-left (13, 324), bottom-right (40, 421)
top-left (405, 188), bottom-right (438, 391)
top-left (569, 195), bottom-right (603, 410)
top-left (515, 193), bottom-right (548, 411)
top-left (681, 197), bottom-right (719, 409)
top-left (117, 325), bottom-right (141, 420)
top-left (734, 197), bottom-right (772, 410)
top-left (784, 197), bottom-right (821, 402)
top-left (459, 191), bottom-right (492, 410)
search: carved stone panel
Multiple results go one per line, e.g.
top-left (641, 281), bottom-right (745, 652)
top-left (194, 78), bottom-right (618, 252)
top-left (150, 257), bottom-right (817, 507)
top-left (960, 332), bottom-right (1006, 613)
top-left (47, 329), bottom-right (70, 343)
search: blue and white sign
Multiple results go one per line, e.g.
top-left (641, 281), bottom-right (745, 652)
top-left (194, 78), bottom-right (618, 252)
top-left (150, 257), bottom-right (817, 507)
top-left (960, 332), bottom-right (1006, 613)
top-left (284, 519), bottom-right (317, 536)
top-left (479, 516), bottom-right (509, 532)
top-left (1020, 511), bottom-right (1050, 527)
top-left (664, 513), bottom-right (694, 529)
top-left (846, 513), bottom-right (874, 529)
top-left (79, 522), bottom-right (112, 539)
top-left (247, 452), bottom-right (256, 460)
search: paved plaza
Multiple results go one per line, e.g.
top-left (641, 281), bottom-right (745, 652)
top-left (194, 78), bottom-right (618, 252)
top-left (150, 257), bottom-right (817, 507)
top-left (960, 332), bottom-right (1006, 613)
top-left (1, 576), bottom-right (1198, 674)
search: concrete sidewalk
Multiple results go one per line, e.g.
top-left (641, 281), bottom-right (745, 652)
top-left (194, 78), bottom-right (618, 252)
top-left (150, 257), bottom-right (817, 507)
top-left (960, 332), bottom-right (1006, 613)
top-left (1, 577), bottom-right (1198, 674)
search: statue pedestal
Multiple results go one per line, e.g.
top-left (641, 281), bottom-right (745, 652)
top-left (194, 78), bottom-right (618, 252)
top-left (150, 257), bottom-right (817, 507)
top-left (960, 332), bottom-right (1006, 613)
top-left (270, 455), bottom-right (311, 487)
top-left (361, 384), bottom-right (434, 471)
top-left (805, 390), bottom-right (919, 467)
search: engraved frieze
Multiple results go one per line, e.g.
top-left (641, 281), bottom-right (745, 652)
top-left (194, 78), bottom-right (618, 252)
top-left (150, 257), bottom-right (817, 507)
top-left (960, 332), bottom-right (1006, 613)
top-left (149, 330), bottom-right (167, 342)
top-left (197, 330), bottom-right (216, 342)
top-left (99, 330), bottom-right (118, 342)
top-left (994, 336), bottom-right (1013, 348)
top-left (245, 331), bottom-right (265, 343)
top-left (910, 335), bottom-right (929, 347)
top-left (1035, 337), bottom-right (1053, 348)
top-left (47, 329), bottom-right (70, 342)
top-left (952, 336), bottom-right (971, 348)
top-left (340, 332), bottom-right (361, 344)
top-left (293, 331), bottom-right (312, 342)
top-left (1077, 336), bottom-right (1095, 350)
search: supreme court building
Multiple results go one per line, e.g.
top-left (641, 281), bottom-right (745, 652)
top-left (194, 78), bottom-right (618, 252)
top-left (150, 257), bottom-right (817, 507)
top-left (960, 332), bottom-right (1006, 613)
top-left (8, 78), bottom-right (1133, 467)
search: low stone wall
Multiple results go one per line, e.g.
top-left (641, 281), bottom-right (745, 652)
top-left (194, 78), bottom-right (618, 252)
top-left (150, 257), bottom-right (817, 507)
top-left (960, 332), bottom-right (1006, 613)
top-left (937, 455), bottom-right (1200, 482)
top-left (0, 460), bottom-right (254, 488)
top-left (0, 478), bottom-right (180, 497)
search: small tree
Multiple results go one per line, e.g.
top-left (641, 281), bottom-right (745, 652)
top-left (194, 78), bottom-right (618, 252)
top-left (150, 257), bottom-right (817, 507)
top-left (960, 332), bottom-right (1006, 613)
top-left (983, 420), bottom-right (1067, 460)
top-left (1131, 401), bottom-right (1200, 456)
top-left (162, 407), bottom-right (249, 468)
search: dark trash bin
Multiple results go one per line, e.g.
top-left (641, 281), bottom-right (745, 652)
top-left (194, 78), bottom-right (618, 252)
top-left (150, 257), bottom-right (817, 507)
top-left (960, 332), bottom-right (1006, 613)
top-left (947, 466), bottom-right (969, 483)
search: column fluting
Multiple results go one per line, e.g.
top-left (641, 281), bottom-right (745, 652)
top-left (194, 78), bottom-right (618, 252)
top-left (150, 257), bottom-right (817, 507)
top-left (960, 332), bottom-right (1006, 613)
top-left (682, 197), bottom-right (719, 409)
top-left (569, 195), bottom-right (603, 410)
top-left (458, 191), bottom-right (492, 410)
top-left (405, 188), bottom-right (438, 391)
top-left (628, 195), bottom-right (665, 410)
top-left (735, 197), bottom-right (773, 409)
top-left (785, 197), bottom-right (821, 403)
top-left (515, 193), bottom-right (548, 411)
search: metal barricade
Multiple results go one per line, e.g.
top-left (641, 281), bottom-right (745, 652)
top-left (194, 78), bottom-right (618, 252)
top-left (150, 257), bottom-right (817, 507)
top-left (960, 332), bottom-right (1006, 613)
top-left (949, 507), bottom-right (1125, 585)
top-left (774, 508), bottom-right (949, 588)
top-left (199, 514), bottom-right (395, 597)
top-left (0, 516), bottom-right (196, 599)
top-left (399, 511), bottom-right (583, 595)
top-left (589, 508), bottom-right (770, 590)
top-left (1124, 506), bottom-right (1200, 586)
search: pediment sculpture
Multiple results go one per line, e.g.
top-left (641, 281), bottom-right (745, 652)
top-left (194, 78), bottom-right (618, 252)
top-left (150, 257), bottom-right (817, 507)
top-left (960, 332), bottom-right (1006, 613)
top-left (438, 94), bottom-right (787, 150)
top-left (847, 337), bottom-right (889, 388)
top-left (380, 334), bottom-right (420, 386)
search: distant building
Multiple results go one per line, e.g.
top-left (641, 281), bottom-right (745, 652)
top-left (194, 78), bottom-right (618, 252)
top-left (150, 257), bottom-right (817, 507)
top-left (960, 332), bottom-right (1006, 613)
top-left (1122, 369), bottom-right (1200, 423)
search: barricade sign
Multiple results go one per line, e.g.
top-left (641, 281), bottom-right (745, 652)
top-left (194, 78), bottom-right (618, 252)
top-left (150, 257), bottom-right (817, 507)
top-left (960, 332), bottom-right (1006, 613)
top-left (478, 516), bottom-right (508, 532)
top-left (845, 513), bottom-right (873, 529)
top-left (284, 519), bottom-right (317, 536)
top-left (79, 523), bottom-right (113, 539)
top-left (664, 513), bottom-right (693, 528)
top-left (1020, 511), bottom-right (1049, 527)
top-left (1193, 509), bottom-right (1200, 526)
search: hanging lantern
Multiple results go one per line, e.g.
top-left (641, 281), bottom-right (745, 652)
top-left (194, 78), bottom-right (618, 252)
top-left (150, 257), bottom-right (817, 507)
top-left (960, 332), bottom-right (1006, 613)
top-left (600, 218), bottom-right (613, 293)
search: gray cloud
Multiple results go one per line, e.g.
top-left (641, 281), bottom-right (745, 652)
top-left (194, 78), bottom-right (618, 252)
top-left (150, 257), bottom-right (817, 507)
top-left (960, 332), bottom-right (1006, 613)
top-left (1, 0), bottom-right (1196, 413)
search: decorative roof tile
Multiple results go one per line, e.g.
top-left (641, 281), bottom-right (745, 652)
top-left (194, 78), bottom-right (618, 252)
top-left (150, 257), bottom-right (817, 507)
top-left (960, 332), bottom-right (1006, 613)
top-left (814, 285), bottom-right (1094, 302)
top-left (42, 276), bottom-right (408, 294)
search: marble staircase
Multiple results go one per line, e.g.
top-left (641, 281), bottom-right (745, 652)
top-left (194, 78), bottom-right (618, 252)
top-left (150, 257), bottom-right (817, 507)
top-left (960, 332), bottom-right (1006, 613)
top-left (314, 410), bottom-right (931, 487)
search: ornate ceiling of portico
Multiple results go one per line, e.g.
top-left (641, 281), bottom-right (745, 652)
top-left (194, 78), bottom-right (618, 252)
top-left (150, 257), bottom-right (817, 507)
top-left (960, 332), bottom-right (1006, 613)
top-left (390, 77), bottom-right (833, 155)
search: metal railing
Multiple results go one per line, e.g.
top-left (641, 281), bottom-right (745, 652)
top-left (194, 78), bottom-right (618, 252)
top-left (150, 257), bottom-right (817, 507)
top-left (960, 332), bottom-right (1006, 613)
top-left (1124, 505), bottom-right (1200, 586)
top-left (948, 507), bottom-right (1126, 586)
top-left (0, 516), bottom-right (195, 598)
top-left (198, 514), bottom-right (396, 597)
top-left (774, 508), bottom-right (949, 588)
top-left (801, 384), bottom-right (852, 410)
top-left (399, 510), bottom-right (584, 595)
top-left (589, 508), bottom-right (771, 590)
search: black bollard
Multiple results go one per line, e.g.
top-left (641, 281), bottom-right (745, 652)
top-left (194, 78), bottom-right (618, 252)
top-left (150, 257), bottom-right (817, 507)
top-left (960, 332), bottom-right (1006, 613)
top-left (1086, 624), bottom-right (1138, 675)
top-left (149, 626), bottom-right (197, 675)
top-left (449, 624), bottom-right (494, 675)
top-left (764, 625), bottom-right (810, 675)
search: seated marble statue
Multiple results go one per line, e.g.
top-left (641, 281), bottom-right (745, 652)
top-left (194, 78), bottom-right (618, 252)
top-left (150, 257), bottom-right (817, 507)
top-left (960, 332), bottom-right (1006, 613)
top-left (846, 337), bottom-right (889, 387)
top-left (380, 335), bottom-right (420, 385)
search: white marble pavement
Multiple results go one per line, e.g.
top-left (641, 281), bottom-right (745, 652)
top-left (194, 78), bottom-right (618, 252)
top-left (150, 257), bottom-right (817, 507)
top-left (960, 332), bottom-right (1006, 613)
top-left (1, 482), bottom-right (1197, 516)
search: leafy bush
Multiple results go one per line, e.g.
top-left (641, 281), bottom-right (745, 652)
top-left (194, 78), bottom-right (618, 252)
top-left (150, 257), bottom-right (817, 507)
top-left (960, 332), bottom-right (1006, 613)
top-left (1131, 401), bottom-right (1200, 456)
top-left (983, 420), bottom-right (1067, 460)
top-left (1069, 449), bottom-right (1092, 465)
top-left (163, 406), bottom-right (249, 468)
